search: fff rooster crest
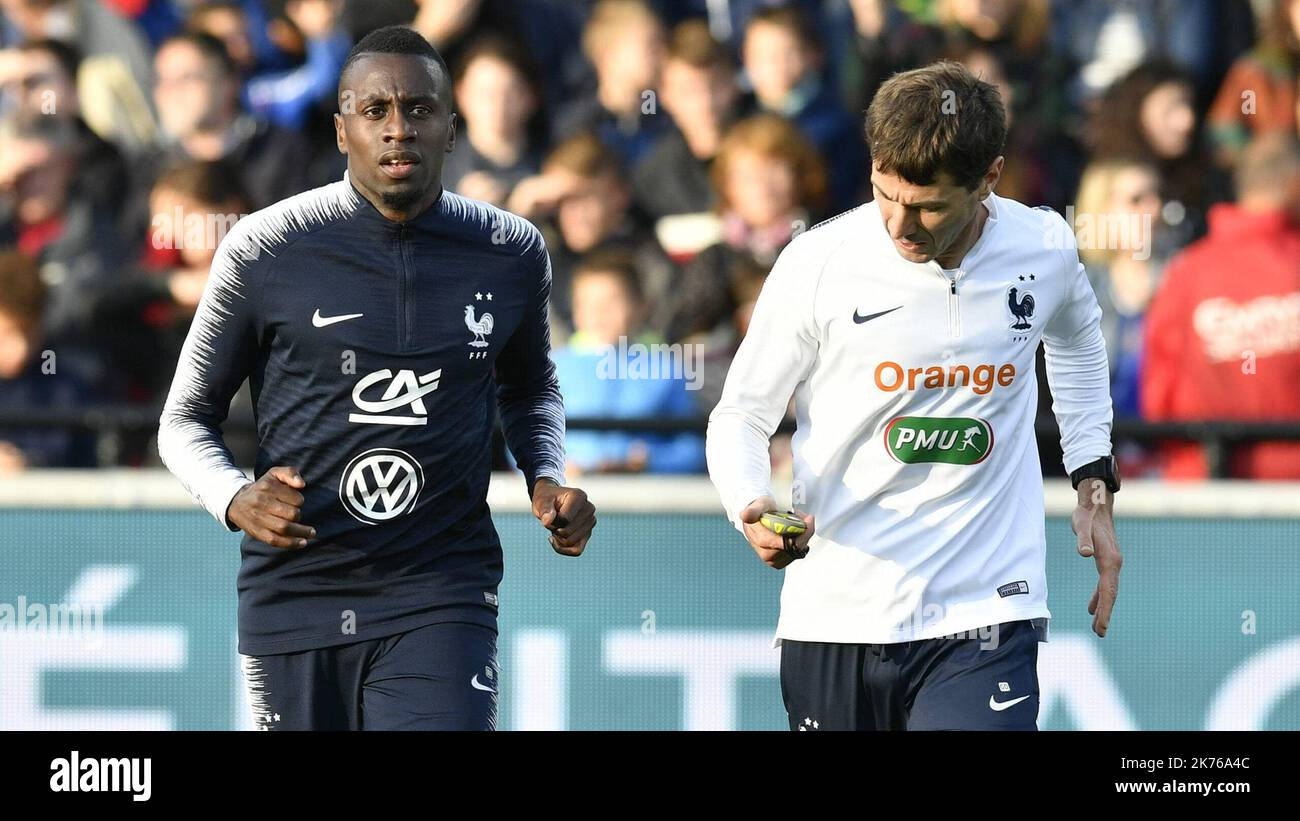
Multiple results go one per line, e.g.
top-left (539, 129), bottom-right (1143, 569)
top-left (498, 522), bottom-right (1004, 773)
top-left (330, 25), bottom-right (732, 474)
top-left (1006, 282), bottom-right (1036, 332)
top-left (465, 304), bottom-right (495, 348)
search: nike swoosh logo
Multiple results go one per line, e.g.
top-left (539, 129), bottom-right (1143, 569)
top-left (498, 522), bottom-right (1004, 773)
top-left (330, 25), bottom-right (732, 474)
top-left (312, 309), bottom-right (364, 327)
top-left (853, 306), bottom-right (902, 324)
top-left (470, 674), bottom-right (496, 693)
top-left (989, 694), bottom-right (1031, 711)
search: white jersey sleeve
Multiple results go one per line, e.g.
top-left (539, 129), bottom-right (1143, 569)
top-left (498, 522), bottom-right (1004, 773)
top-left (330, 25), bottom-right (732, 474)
top-left (158, 220), bottom-right (265, 530)
top-left (1041, 222), bottom-right (1114, 474)
top-left (706, 235), bottom-right (825, 529)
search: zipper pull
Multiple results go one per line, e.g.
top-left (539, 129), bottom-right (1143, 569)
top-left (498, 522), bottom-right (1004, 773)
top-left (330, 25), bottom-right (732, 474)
top-left (950, 280), bottom-right (957, 295)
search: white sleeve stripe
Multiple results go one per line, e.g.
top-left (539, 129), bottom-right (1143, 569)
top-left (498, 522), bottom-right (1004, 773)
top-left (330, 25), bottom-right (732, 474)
top-left (159, 180), bottom-right (360, 529)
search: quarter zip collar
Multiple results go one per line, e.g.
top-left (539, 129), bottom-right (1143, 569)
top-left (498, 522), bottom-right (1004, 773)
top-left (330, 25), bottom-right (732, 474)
top-left (927, 193), bottom-right (997, 338)
top-left (343, 169), bottom-right (447, 235)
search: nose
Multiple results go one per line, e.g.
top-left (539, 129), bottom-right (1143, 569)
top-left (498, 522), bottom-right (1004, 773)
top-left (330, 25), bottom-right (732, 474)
top-left (886, 204), bottom-right (918, 241)
top-left (383, 107), bottom-right (416, 143)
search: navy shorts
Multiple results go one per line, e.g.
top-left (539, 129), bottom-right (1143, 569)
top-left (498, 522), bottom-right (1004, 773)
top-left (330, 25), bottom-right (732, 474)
top-left (240, 621), bottom-right (499, 731)
top-left (779, 619), bottom-right (1044, 731)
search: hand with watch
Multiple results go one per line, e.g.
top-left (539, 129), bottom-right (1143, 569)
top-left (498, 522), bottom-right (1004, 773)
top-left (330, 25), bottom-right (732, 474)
top-left (1068, 455), bottom-right (1122, 639)
top-left (1070, 454), bottom-right (1121, 494)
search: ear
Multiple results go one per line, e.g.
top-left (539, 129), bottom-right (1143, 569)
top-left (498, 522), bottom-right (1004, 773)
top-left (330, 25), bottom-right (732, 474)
top-left (334, 112), bottom-right (347, 156)
top-left (446, 112), bottom-right (457, 153)
top-left (981, 156), bottom-right (1005, 197)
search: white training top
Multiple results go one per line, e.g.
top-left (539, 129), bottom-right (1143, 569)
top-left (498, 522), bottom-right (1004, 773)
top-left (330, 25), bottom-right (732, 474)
top-left (706, 191), bottom-right (1113, 644)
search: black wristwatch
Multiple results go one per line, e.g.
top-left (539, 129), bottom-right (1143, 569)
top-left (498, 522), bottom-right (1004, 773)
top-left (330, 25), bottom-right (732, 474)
top-left (1070, 455), bottom-right (1121, 493)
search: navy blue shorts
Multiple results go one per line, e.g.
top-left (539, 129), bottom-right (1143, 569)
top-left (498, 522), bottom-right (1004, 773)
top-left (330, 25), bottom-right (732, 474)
top-left (240, 621), bottom-right (499, 731)
top-left (779, 619), bottom-right (1044, 731)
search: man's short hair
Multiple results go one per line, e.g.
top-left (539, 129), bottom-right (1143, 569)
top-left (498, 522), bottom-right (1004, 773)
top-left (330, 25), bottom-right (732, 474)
top-left (582, 0), bottom-right (663, 62)
top-left (17, 38), bottom-right (81, 82)
top-left (451, 33), bottom-right (541, 97)
top-left (339, 26), bottom-right (450, 100)
top-left (159, 31), bottom-right (238, 79)
top-left (572, 247), bottom-right (644, 305)
top-left (544, 132), bottom-right (624, 182)
top-left (866, 60), bottom-right (1006, 190)
top-left (155, 159), bottom-right (249, 211)
top-left (745, 5), bottom-right (819, 51)
top-left (1235, 133), bottom-right (1300, 199)
top-left (667, 19), bottom-right (733, 72)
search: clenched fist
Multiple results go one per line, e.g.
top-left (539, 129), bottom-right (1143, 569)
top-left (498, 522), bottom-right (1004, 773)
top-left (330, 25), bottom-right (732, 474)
top-left (226, 466), bottom-right (316, 549)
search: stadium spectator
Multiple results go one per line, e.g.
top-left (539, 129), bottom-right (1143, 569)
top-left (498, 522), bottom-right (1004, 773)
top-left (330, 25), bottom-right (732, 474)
top-left (939, 3), bottom-right (1085, 211)
top-left (145, 31), bottom-right (308, 213)
top-left (1207, 0), bottom-right (1300, 168)
top-left (827, 0), bottom-right (946, 118)
top-left (188, 0), bottom-right (322, 79)
top-left (691, 250), bottom-right (767, 416)
top-left (0, 0), bottom-right (1291, 476)
top-left (408, 0), bottom-right (589, 117)
top-left (552, 0), bottom-right (668, 168)
top-left (0, 113), bottom-right (125, 349)
top-left (0, 0), bottom-right (158, 153)
top-left (659, 112), bottom-right (826, 343)
top-left (1090, 61), bottom-right (1232, 250)
top-left (551, 249), bottom-right (705, 475)
top-left (445, 33), bottom-right (545, 208)
top-left (1073, 158), bottom-right (1166, 421)
top-left (0, 38), bottom-right (129, 212)
top-left (508, 131), bottom-right (675, 331)
top-left (187, 1), bottom-right (260, 76)
top-left (238, 0), bottom-right (350, 132)
top-left (0, 249), bottom-right (95, 470)
top-left (741, 5), bottom-right (864, 210)
top-left (936, 0), bottom-right (1051, 88)
top-left (91, 160), bottom-right (248, 406)
top-left (1141, 133), bottom-right (1300, 480)
top-left (653, 0), bottom-right (826, 53)
top-left (631, 19), bottom-right (739, 221)
top-left (947, 38), bottom-right (1051, 207)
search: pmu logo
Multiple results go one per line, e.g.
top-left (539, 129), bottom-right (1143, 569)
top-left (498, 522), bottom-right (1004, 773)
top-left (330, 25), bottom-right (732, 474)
top-left (883, 416), bottom-right (994, 464)
top-left (349, 368), bottom-right (441, 425)
top-left (339, 448), bottom-right (425, 524)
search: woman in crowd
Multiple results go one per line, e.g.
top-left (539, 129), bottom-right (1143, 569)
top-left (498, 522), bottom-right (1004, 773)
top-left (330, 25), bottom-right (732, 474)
top-left (658, 112), bottom-right (826, 344)
top-left (1073, 159), bottom-right (1166, 417)
top-left (1090, 61), bottom-right (1231, 250)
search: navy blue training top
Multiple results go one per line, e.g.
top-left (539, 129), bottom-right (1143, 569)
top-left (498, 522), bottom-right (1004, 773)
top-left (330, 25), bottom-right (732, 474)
top-left (158, 174), bottom-right (566, 655)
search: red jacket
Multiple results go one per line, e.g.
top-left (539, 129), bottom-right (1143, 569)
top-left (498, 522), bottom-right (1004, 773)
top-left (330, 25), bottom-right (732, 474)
top-left (1141, 204), bottom-right (1300, 479)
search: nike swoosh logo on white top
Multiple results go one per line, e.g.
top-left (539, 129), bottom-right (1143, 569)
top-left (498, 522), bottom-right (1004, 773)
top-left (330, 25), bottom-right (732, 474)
top-left (989, 694), bottom-right (1031, 711)
top-left (312, 309), bottom-right (364, 327)
top-left (471, 674), bottom-right (496, 693)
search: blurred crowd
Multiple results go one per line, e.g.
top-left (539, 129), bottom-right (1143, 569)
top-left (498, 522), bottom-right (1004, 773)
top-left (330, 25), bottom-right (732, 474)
top-left (1, 0), bottom-right (1299, 480)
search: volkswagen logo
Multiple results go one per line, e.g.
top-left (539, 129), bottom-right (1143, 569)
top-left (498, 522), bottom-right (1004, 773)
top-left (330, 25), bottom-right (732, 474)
top-left (338, 448), bottom-right (425, 525)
